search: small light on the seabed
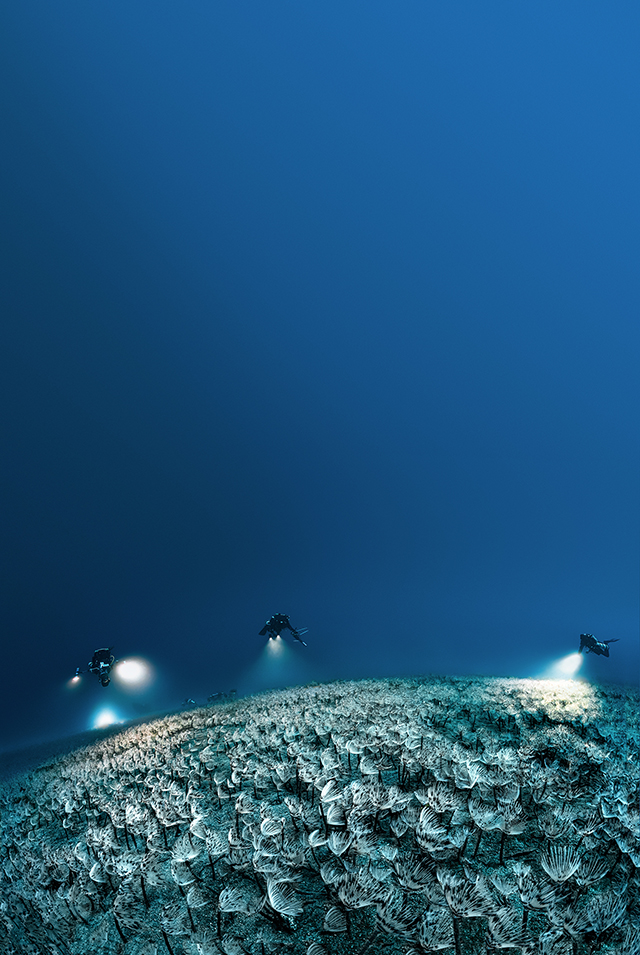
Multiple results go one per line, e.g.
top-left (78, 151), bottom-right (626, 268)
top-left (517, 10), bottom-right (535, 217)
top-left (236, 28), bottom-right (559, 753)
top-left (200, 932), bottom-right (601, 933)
top-left (114, 658), bottom-right (152, 686)
top-left (556, 652), bottom-right (583, 677)
top-left (93, 708), bottom-right (121, 728)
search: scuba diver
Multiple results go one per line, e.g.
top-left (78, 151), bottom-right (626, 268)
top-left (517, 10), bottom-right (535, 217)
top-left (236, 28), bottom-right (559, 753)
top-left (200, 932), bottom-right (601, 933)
top-left (78, 647), bottom-right (116, 686)
top-left (259, 613), bottom-right (308, 646)
top-left (579, 633), bottom-right (619, 658)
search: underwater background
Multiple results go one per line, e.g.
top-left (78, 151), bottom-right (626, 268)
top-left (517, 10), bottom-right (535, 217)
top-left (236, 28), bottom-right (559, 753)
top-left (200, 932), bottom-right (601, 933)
top-left (0, 0), bottom-right (640, 752)
top-left (0, 7), bottom-right (639, 950)
top-left (0, 0), bottom-right (638, 765)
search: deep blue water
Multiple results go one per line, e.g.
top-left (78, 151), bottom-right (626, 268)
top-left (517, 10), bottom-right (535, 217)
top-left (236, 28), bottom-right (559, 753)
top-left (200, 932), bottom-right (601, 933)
top-left (0, 1), bottom-right (638, 750)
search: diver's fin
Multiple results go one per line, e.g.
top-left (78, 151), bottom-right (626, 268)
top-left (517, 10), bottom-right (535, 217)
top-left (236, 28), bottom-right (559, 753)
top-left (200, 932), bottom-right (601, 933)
top-left (603, 639), bottom-right (619, 644)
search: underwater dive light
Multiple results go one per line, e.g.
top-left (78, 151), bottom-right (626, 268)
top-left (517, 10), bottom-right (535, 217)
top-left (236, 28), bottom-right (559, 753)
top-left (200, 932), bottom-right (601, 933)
top-left (266, 634), bottom-right (285, 657)
top-left (113, 658), bottom-right (153, 688)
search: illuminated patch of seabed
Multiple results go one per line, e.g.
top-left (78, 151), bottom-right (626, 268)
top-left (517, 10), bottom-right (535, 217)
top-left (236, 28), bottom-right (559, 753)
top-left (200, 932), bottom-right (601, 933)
top-left (92, 707), bottom-right (124, 729)
top-left (523, 669), bottom-right (601, 722)
top-left (236, 636), bottom-right (315, 695)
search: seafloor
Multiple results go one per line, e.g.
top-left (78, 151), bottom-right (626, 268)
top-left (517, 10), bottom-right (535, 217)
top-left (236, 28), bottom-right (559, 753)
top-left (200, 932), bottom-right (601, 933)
top-left (0, 676), bottom-right (638, 955)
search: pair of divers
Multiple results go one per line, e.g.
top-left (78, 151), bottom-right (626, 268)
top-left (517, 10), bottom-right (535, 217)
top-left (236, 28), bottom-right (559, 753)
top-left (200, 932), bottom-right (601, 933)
top-left (579, 633), bottom-right (619, 658)
top-left (75, 647), bottom-right (116, 687)
top-left (73, 613), bottom-right (309, 689)
top-left (260, 613), bottom-right (308, 646)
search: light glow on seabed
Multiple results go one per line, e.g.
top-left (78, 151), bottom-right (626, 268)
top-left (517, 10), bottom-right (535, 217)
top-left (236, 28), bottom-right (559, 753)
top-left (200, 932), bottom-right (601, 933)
top-left (114, 658), bottom-right (152, 687)
top-left (93, 708), bottom-right (121, 728)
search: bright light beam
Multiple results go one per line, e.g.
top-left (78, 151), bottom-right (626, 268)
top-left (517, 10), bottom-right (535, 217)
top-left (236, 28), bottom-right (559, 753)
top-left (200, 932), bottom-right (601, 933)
top-left (557, 652), bottom-right (584, 675)
top-left (266, 635), bottom-right (285, 657)
top-left (544, 652), bottom-right (584, 679)
top-left (235, 634), bottom-right (314, 695)
top-left (113, 658), bottom-right (153, 688)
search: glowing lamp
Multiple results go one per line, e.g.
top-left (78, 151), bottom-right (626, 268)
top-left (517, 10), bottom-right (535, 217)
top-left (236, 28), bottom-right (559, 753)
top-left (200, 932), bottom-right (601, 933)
top-left (267, 635), bottom-right (285, 656)
top-left (113, 658), bottom-right (153, 688)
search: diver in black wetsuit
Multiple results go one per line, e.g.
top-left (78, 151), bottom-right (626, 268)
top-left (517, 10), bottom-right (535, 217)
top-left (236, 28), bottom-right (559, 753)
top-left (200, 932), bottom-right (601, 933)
top-left (579, 633), bottom-right (619, 658)
top-left (87, 647), bottom-right (116, 686)
top-left (259, 613), bottom-right (308, 646)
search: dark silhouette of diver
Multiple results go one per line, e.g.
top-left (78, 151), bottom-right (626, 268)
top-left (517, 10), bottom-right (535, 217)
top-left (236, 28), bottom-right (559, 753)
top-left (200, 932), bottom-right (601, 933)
top-left (259, 613), bottom-right (308, 646)
top-left (87, 647), bottom-right (116, 686)
top-left (579, 633), bottom-right (619, 658)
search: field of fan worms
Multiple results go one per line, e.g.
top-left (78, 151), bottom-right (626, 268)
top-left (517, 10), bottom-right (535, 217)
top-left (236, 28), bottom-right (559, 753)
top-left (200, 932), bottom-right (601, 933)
top-left (0, 676), bottom-right (638, 955)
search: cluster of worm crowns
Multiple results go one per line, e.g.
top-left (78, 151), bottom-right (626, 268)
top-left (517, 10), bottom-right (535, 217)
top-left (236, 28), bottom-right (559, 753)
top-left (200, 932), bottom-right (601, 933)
top-left (0, 676), bottom-right (638, 955)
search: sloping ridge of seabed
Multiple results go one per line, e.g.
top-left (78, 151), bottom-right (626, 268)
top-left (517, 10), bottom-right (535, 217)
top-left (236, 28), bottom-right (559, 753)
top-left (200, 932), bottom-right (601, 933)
top-left (0, 675), bottom-right (638, 955)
